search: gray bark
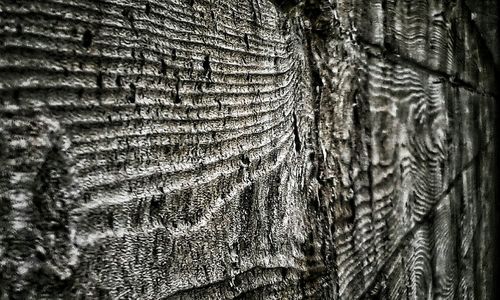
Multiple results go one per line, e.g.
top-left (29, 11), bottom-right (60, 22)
top-left (0, 0), bottom-right (497, 299)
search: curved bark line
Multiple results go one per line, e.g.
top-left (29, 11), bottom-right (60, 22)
top-left (0, 0), bottom-right (496, 299)
top-left (0, 0), bottom-right (320, 298)
top-left (296, 0), bottom-right (496, 299)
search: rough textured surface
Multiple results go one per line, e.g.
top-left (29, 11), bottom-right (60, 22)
top-left (0, 0), bottom-right (496, 299)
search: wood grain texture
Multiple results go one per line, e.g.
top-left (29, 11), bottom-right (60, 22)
top-left (0, 0), bottom-right (496, 299)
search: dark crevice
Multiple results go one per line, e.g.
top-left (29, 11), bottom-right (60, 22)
top-left (292, 112), bottom-right (302, 152)
top-left (96, 72), bottom-right (103, 89)
top-left (15, 23), bottom-right (22, 36)
top-left (127, 83), bottom-right (136, 103)
top-left (239, 154), bottom-right (250, 166)
top-left (107, 211), bottom-right (114, 229)
top-left (82, 29), bottom-right (93, 48)
top-left (159, 58), bottom-right (167, 75)
top-left (12, 89), bottom-right (20, 104)
top-left (270, 0), bottom-right (302, 13)
top-left (202, 54), bottom-right (212, 80)
top-left (173, 69), bottom-right (181, 104)
top-left (244, 33), bottom-right (250, 51)
top-left (115, 75), bottom-right (123, 87)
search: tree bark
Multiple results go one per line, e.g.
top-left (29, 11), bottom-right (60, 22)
top-left (0, 0), bottom-right (497, 299)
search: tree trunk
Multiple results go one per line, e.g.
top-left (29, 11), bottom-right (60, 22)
top-left (0, 0), bottom-right (497, 299)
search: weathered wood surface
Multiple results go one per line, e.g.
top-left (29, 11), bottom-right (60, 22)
top-left (0, 0), bottom-right (496, 299)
